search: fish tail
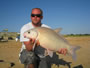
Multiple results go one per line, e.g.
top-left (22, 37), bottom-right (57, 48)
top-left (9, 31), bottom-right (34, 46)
top-left (69, 46), bottom-right (81, 60)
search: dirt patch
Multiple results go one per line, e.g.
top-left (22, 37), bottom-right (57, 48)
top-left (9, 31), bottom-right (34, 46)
top-left (0, 37), bottom-right (90, 68)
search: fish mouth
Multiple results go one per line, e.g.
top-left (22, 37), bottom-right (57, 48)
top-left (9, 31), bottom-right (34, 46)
top-left (23, 33), bottom-right (26, 38)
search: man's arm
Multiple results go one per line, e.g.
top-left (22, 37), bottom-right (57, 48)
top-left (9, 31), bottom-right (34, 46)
top-left (24, 41), bottom-right (33, 51)
top-left (24, 39), bottom-right (40, 51)
top-left (24, 39), bottom-right (35, 51)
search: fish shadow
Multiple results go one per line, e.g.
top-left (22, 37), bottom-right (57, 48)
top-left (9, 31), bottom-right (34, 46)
top-left (46, 52), bottom-right (72, 68)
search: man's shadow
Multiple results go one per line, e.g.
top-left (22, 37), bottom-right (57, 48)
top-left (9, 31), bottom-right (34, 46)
top-left (45, 52), bottom-right (72, 68)
top-left (73, 64), bottom-right (83, 68)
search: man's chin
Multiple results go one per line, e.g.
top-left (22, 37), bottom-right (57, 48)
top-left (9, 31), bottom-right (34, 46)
top-left (32, 22), bottom-right (39, 25)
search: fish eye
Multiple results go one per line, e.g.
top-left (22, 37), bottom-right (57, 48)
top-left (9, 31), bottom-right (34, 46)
top-left (28, 31), bottom-right (30, 34)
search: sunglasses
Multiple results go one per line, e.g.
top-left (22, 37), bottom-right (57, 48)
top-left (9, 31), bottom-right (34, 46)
top-left (31, 14), bottom-right (42, 17)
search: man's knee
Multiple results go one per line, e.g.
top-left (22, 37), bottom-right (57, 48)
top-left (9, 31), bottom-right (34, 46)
top-left (19, 49), bottom-right (37, 64)
top-left (25, 64), bottom-right (34, 68)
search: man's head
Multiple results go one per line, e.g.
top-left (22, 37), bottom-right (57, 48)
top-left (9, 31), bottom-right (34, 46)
top-left (31, 8), bottom-right (43, 26)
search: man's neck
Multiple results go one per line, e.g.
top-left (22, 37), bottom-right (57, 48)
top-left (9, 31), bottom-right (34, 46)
top-left (32, 22), bottom-right (42, 27)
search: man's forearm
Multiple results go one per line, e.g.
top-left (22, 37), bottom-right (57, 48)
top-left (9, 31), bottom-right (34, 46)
top-left (24, 39), bottom-right (40, 51)
top-left (24, 41), bottom-right (34, 51)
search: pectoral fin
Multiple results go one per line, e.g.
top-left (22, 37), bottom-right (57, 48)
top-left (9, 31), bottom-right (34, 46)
top-left (45, 49), bottom-right (54, 57)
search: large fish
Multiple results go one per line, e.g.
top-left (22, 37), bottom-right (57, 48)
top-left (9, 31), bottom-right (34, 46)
top-left (23, 27), bottom-right (80, 60)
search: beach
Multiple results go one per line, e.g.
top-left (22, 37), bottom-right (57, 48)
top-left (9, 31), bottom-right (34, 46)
top-left (0, 36), bottom-right (90, 68)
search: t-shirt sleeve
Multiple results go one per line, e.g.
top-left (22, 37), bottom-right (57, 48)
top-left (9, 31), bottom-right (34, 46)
top-left (42, 24), bottom-right (51, 28)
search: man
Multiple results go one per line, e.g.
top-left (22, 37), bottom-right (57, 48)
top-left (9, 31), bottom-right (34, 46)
top-left (20, 8), bottom-right (67, 68)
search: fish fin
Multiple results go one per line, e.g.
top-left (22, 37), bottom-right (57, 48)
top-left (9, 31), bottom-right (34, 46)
top-left (46, 49), bottom-right (54, 57)
top-left (69, 46), bottom-right (81, 61)
top-left (32, 38), bottom-right (39, 51)
top-left (54, 28), bottom-right (62, 33)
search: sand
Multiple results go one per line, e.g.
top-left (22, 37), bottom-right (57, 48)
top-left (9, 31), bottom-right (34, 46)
top-left (0, 37), bottom-right (90, 68)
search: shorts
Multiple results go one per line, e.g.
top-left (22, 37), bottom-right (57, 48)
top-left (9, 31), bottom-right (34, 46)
top-left (19, 49), bottom-right (37, 65)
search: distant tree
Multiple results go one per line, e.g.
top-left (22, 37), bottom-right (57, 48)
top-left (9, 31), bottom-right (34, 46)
top-left (2, 29), bottom-right (8, 32)
top-left (2, 29), bottom-right (8, 37)
top-left (70, 34), bottom-right (74, 36)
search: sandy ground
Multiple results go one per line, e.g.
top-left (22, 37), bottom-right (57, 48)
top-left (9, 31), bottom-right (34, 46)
top-left (0, 36), bottom-right (90, 68)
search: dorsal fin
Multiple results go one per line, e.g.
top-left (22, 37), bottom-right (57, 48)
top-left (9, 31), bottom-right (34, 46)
top-left (54, 28), bottom-right (62, 33)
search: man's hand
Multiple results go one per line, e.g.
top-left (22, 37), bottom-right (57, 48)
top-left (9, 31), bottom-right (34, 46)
top-left (36, 40), bottom-right (40, 46)
top-left (24, 38), bottom-right (38, 51)
top-left (58, 48), bottom-right (67, 55)
top-left (30, 38), bottom-right (35, 44)
top-left (30, 38), bottom-right (40, 46)
top-left (24, 40), bottom-right (34, 51)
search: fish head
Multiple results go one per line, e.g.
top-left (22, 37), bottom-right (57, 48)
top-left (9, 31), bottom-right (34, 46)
top-left (24, 29), bottom-right (38, 39)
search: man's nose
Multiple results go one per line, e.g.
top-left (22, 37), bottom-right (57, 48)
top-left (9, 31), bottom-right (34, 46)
top-left (34, 16), bottom-right (37, 18)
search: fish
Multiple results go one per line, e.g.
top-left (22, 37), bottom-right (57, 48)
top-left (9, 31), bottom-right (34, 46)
top-left (23, 27), bottom-right (80, 60)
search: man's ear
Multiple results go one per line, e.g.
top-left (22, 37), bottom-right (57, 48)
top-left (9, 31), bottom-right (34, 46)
top-left (41, 16), bottom-right (43, 19)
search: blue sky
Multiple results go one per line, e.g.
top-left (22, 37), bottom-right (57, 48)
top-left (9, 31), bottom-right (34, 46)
top-left (0, 0), bottom-right (90, 34)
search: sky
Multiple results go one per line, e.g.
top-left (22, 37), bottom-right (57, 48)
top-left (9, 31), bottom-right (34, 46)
top-left (0, 0), bottom-right (90, 34)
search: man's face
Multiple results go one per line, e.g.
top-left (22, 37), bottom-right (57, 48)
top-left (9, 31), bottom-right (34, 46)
top-left (31, 9), bottom-right (43, 25)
